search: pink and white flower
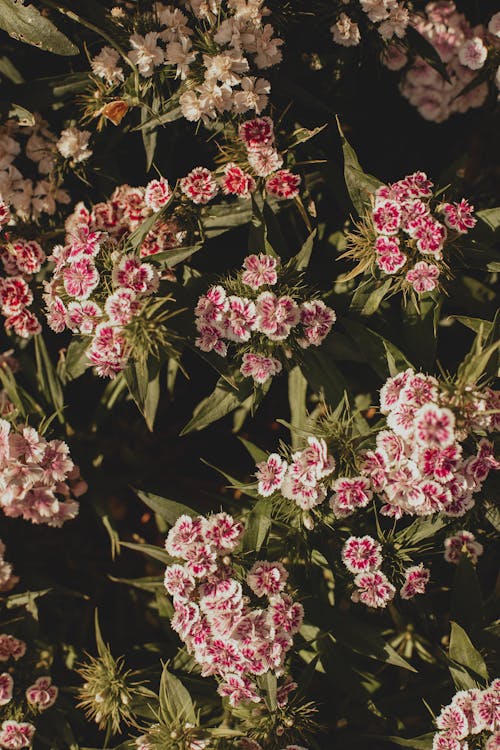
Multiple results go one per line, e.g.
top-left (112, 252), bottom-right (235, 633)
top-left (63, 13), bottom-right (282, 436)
top-left (405, 261), bottom-right (440, 293)
top-left (247, 561), bottom-right (288, 597)
top-left (180, 167), bottom-right (219, 204)
top-left (400, 563), bottom-right (430, 599)
top-left (26, 676), bottom-right (58, 710)
top-left (441, 200), bottom-right (476, 234)
top-left (444, 531), bottom-right (483, 565)
top-left (144, 178), bottom-right (172, 211)
top-left (241, 254), bottom-right (278, 290)
top-left (351, 570), bottom-right (396, 608)
top-left (240, 352), bottom-right (282, 384)
top-left (265, 170), bottom-right (301, 201)
top-left (255, 453), bottom-right (288, 496)
top-left (342, 535), bottom-right (382, 574)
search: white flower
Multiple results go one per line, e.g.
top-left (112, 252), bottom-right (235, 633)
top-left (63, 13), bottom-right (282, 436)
top-left (91, 46), bottom-right (124, 85)
top-left (233, 76), bottom-right (270, 113)
top-left (57, 128), bottom-right (92, 163)
top-left (252, 24), bottom-right (283, 68)
top-left (331, 14), bottom-right (361, 47)
top-left (129, 32), bottom-right (164, 77)
top-left (378, 4), bottom-right (410, 40)
top-left (488, 11), bottom-right (500, 38)
top-left (203, 51), bottom-right (249, 85)
top-left (360, 0), bottom-right (391, 23)
top-left (165, 38), bottom-right (197, 79)
top-left (179, 90), bottom-right (203, 121)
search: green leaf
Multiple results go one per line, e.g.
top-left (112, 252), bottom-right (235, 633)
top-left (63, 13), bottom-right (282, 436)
top-left (141, 106), bottom-right (157, 171)
top-left (288, 365), bottom-right (308, 449)
top-left (477, 207), bottom-right (500, 231)
top-left (152, 243), bottom-right (203, 268)
top-left (351, 278), bottom-right (392, 316)
top-left (124, 357), bottom-right (161, 431)
top-left (329, 614), bottom-right (417, 672)
top-left (135, 489), bottom-right (197, 524)
top-left (395, 514), bottom-right (449, 547)
top-left (242, 497), bottom-right (272, 553)
top-left (452, 316), bottom-right (494, 338)
top-left (120, 541), bottom-right (173, 565)
top-left (257, 672), bottom-right (277, 712)
top-left (159, 664), bottom-right (196, 726)
top-left (383, 733), bottom-right (434, 749)
top-left (181, 377), bottom-right (254, 435)
top-left (450, 555), bottom-right (483, 631)
top-left (342, 318), bottom-right (413, 380)
top-left (202, 459), bottom-right (260, 499)
top-left (291, 228), bottom-right (317, 270)
top-left (34, 335), bottom-right (64, 421)
top-left (58, 339), bottom-right (89, 383)
top-left (449, 621), bottom-right (488, 689)
top-left (0, 0), bottom-right (78, 55)
top-left (337, 118), bottom-right (382, 215)
top-left (300, 349), bottom-right (348, 409)
top-left (238, 437), bottom-right (267, 464)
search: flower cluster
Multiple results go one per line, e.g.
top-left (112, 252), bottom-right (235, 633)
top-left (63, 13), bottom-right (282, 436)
top-left (331, 0), bottom-right (410, 48)
top-left (194, 254), bottom-right (336, 384)
top-left (342, 535), bottom-right (430, 608)
top-left (392, 2), bottom-right (493, 122)
top-left (360, 369), bottom-right (499, 518)
top-left (91, 1), bottom-right (283, 127)
top-left (0, 115), bottom-right (80, 223)
top-left (0, 418), bottom-right (86, 526)
top-left (444, 530), bottom-right (484, 565)
top-left (0, 236), bottom-right (45, 339)
top-left (346, 171), bottom-right (477, 296)
top-left (0, 632), bottom-right (58, 749)
top-left (432, 680), bottom-right (500, 749)
top-left (164, 512), bottom-right (303, 708)
top-left (0, 540), bottom-right (17, 593)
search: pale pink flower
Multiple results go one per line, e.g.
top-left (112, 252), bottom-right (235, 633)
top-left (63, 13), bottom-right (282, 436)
top-left (91, 46), bottom-right (124, 84)
top-left (129, 32), bottom-right (164, 76)
top-left (299, 300), bottom-right (336, 347)
top-left (247, 561), bottom-right (288, 597)
top-left (57, 128), bottom-right (92, 163)
top-left (0, 721), bottom-right (35, 749)
top-left (225, 296), bottom-right (257, 341)
top-left (342, 535), bottom-right (382, 574)
top-left (144, 178), bottom-right (172, 211)
top-left (414, 404), bottom-right (455, 448)
top-left (442, 200), bottom-right (476, 233)
top-left (164, 564), bottom-right (196, 600)
top-left (26, 676), bottom-right (58, 710)
top-left (240, 352), bottom-right (282, 384)
top-left (400, 563), bottom-right (430, 599)
top-left (255, 292), bottom-right (300, 340)
top-left (255, 453), bottom-right (287, 496)
top-left (195, 325), bottom-right (227, 356)
top-left (247, 147), bottom-right (283, 177)
top-left (0, 673), bottom-right (13, 705)
top-left (444, 531), bottom-right (483, 565)
top-left (405, 261), bottom-right (440, 293)
top-left (180, 167), bottom-right (218, 204)
top-left (241, 254), bottom-right (278, 290)
top-left (195, 285), bottom-right (228, 324)
top-left (352, 570), bottom-right (396, 608)
top-left (331, 13), bottom-right (361, 47)
top-left (458, 37), bottom-right (487, 70)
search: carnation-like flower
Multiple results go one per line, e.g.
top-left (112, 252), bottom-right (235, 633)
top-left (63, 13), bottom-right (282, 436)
top-left (57, 127), bottom-right (92, 163)
top-left (180, 167), bottom-right (219, 204)
top-left (351, 570), bottom-right (396, 608)
top-left (342, 535), bottom-right (382, 574)
top-left (400, 563), bottom-right (430, 599)
top-left (444, 531), bottom-right (483, 565)
top-left (26, 676), bottom-right (58, 710)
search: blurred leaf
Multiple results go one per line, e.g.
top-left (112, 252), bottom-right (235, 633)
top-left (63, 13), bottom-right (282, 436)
top-left (181, 377), bottom-right (254, 435)
top-left (406, 26), bottom-right (450, 81)
top-left (288, 365), bottom-right (308, 449)
top-left (58, 339), bottom-right (89, 383)
top-left (0, 0), bottom-right (78, 55)
top-left (329, 614), bottom-right (417, 672)
top-left (124, 357), bottom-right (161, 431)
top-left (477, 207), bottom-right (500, 231)
top-left (34, 335), bottom-right (64, 422)
top-left (238, 437), bottom-right (267, 463)
top-left (120, 541), bottom-right (173, 565)
top-left (291, 228), bottom-right (317, 270)
top-left (342, 318), bottom-right (413, 379)
top-left (159, 664), bottom-right (196, 726)
top-left (135, 489), bottom-right (197, 523)
top-left (384, 733), bottom-right (434, 749)
top-left (257, 672), bottom-right (277, 712)
top-left (337, 118), bottom-right (382, 215)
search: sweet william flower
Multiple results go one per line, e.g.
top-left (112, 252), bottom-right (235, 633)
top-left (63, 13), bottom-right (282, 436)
top-left (342, 536), bottom-right (382, 574)
top-left (458, 37), bottom-right (487, 70)
top-left (129, 32), bottom-right (164, 77)
top-left (255, 453), bottom-right (287, 496)
top-left (240, 352), bottom-right (282, 383)
top-left (400, 563), bottom-right (430, 599)
top-left (56, 128), bottom-right (92, 163)
top-left (180, 167), bottom-right (219, 204)
top-left (265, 170), bottom-right (301, 201)
top-left (351, 570), bottom-right (396, 608)
top-left (0, 721), bottom-right (36, 749)
top-left (144, 178), bottom-right (172, 211)
top-left (405, 261), bottom-right (440, 294)
top-left (26, 676), bottom-right (58, 710)
top-left (0, 673), bottom-right (13, 705)
top-left (91, 46), bottom-right (124, 84)
top-left (241, 254), bottom-right (278, 290)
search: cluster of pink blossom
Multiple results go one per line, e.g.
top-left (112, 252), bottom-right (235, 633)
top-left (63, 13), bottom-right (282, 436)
top-left (0, 633), bottom-right (58, 749)
top-left (194, 255), bottom-right (336, 384)
top-left (256, 437), bottom-right (335, 510)
top-left (359, 369), bottom-right (499, 519)
top-left (163, 512), bottom-right (303, 708)
top-left (91, 1), bottom-right (282, 126)
top-left (0, 540), bottom-right (17, 593)
top-left (0, 418), bottom-right (86, 526)
top-left (341, 535), bottom-right (430, 608)
top-left (432, 680), bottom-right (500, 750)
top-left (389, 2), bottom-right (497, 122)
top-left (331, 0), bottom-right (410, 48)
top-left (0, 235), bottom-right (45, 339)
top-left (369, 171), bottom-right (476, 293)
top-left (0, 115), bottom-right (86, 223)
top-left (444, 530), bottom-right (484, 565)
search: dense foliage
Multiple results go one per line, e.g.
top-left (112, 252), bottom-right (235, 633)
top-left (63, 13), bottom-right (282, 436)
top-left (0, 1), bottom-right (499, 749)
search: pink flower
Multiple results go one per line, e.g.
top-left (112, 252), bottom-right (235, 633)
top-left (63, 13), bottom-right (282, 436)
top-left (238, 117), bottom-right (275, 150)
top-left (46, 296), bottom-right (68, 333)
top-left (351, 570), bottom-right (396, 608)
top-left (67, 300), bottom-right (102, 334)
top-left (414, 404), bottom-right (455, 448)
top-left (299, 300), bottom-right (336, 347)
top-left (342, 535), bottom-right (382, 574)
top-left (255, 453), bottom-right (288, 496)
top-left (375, 235), bottom-right (407, 273)
top-left (0, 635), bottom-right (26, 662)
top-left (475, 689), bottom-right (500, 732)
top-left (165, 515), bottom-right (204, 557)
top-left (164, 564), bottom-right (196, 600)
top-left (104, 289), bottom-right (139, 326)
top-left (144, 178), bottom-right (171, 211)
top-left (0, 673), bottom-right (13, 705)
top-left (10, 240), bottom-right (45, 275)
top-left (255, 292), bottom-right (300, 340)
top-left (87, 324), bottom-right (129, 378)
top-left (66, 224), bottom-right (102, 261)
top-left (180, 167), bottom-right (218, 205)
top-left (217, 674), bottom-right (261, 707)
top-left (241, 254), bottom-right (278, 290)
top-left (408, 216), bottom-right (446, 257)
top-left (112, 254), bottom-right (158, 295)
top-left (225, 296), bottom-right (257, 341)
top-left (400, 563), bottom-right (430, 599)
top-left (247, 561), bottom-right (288, 597)
top-left (265, 170), bottom-right (301, 201)
top-left (330, 477), bottom-right (373, 517)
top-left (444, 531), bottom-right (483, 565)
top-left (195, 325), bottom-right (227, 356)
top-left (458, 37), bottom-right (487, 70)
top-left (486, 733), bottom-right (500, 750)
top-left (435, 704), bottom-right (468, 739)
top-left (195, 285), bottom-right (228, 324)
top-left (432, 734), bottom-right (461, 750)
top-left (379, 369), bottom-right (412, 413)
top-left (0, 277), bottom-right (32, 316)
top-left (0, 721), bottom-right (36, 749)
top-left (398, 172), bottom-right (434, 199)
top-left (5, 310), bottom-right (41, 338)
top-left (442, 200), bottom-right (476, 234)
top-left (204, 512), bottom-right (244, 552)
top-left (268, 594), bottom-right (304, 635)
top-left (62, 259), bottom-right (99, 300)
top-left (221, 164), bottom-right (256, 197)
top-left (405, 261), bottom-right (440, 293)
top-left (0, 202), bottom-right (11, 229)
top-left (240, 352), bottom-right (282, 384)
top-left (26, 676), bottom-right (58, 710)
top-left (372, 199), bottom-right (402, 235)
top-left (400, 372), bottom-right (438, 407)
